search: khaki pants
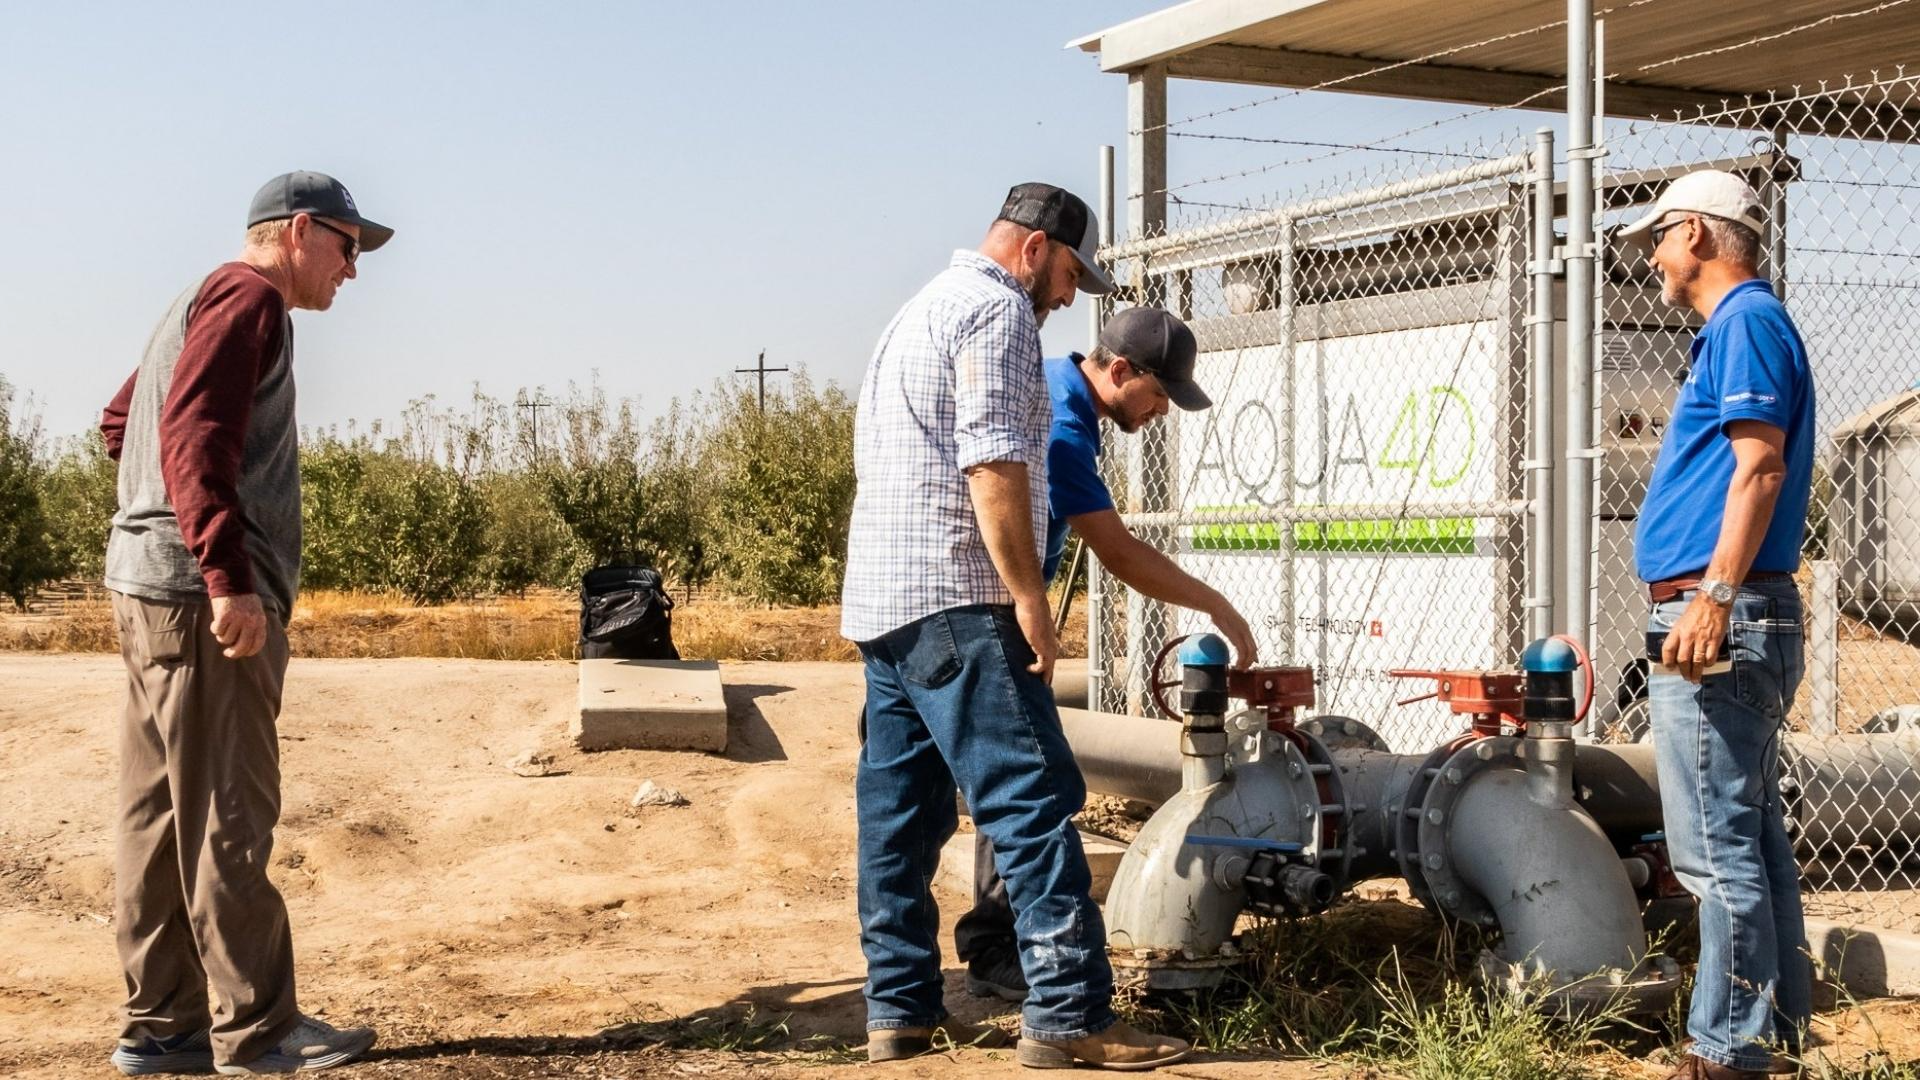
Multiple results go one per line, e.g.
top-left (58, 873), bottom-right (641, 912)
top-left (112, 591), bottom-right (297, 1066)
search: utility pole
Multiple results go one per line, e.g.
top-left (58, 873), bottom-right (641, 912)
top-left (734, 349), bottom-right (789, 411)
top-left (516, 396), bottom-right (552, 457)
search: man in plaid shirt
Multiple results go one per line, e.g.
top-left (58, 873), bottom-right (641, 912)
top-left (842, 183), bottom-right (1190, 1071)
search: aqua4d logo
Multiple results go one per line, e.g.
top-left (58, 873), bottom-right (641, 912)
top-left (1194, 385), bottom-right (1479, 504)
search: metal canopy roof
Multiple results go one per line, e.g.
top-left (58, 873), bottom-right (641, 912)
top-left (1071, 0), bottom-right (1920, 129)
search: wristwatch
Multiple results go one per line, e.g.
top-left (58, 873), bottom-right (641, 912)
top-left (1698, 578), bottom-right (1736, 605)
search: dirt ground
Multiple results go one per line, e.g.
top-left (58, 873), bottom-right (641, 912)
top-left (4, 653), bottom-right (1918, 1079)
top-left (0, 654), bottom-right (1324, 1079)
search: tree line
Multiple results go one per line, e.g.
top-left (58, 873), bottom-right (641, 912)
top-left (0, 373), bottom-right (856, 608)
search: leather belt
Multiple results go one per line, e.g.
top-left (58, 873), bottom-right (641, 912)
top-left (1647, 570), bottom-right (1791, 604)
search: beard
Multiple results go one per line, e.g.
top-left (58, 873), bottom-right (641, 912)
top-left (1018, 248), bottom-right (1062, 327)
top-left (1658, 262), bottom-right (1696, 308)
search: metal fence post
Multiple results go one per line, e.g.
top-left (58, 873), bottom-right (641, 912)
top-left (1564, 0), bottom-right (1598, 730)
top-left (1810, 558), bottom-right (1839, 735)
top-left (1277, 216), bottom-right (1297, 663)
top-left (1529, 127), bottom-right (1559, 645)
top-left (1088, 143), bottom-right (1115, 711)
top-left (1125, 64), bottom-right (1170, 716)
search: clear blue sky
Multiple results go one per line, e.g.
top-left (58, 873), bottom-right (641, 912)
top-left (0, 1), bottom-right (1556, 439)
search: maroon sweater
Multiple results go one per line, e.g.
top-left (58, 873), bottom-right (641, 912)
top-left (102, 263), bottom-right (287, 598)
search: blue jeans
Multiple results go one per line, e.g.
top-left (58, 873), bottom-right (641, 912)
top-left (1648, 576), bottom-right (1810, 1071)
top-left (856, 604), bottom-right (1116, 1042)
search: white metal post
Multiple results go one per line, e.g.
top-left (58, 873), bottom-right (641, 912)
top-left (1529, 128), bottom-right (1559, 644)
top-left (1125, 64), bottom-right (1170, 715)
top-left (1088, 143), bottom-right (1116, 711)
top-left (1564, 0), bottom-right (1599, 730)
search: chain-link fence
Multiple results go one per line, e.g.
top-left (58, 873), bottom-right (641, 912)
top-left (1599, 71), bottom-right (1920, 929)
top-left (1088, 66), bottom-right (1920, 929)
top-left (1091, 137), bottom-right (1540, 755)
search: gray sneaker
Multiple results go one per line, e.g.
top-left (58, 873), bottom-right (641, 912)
top-left (110, 1029), bottom-right (214, 1075)
top-left (214, 1014), bottom-right (376, 1075)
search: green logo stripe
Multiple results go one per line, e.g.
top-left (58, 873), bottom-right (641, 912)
top-left (1189, 509), bottom-right (1479, 554)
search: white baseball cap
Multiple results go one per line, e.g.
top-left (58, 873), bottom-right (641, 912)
top-left (1618, 168), bottom-right (1766, 249)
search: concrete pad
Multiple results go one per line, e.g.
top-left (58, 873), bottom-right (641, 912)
top-left (575, 658), bottom-right (727, 753)
top-left (1805, 917), bottom-right (1920, 997)
top-left (934, 826), bottom-right (1129, 904)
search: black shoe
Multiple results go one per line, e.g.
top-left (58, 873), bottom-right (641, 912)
top-left (964, 949), bottom-right (1028, 1003)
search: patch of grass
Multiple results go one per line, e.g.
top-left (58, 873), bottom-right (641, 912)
top-left (626, 1006), bottom-right (792, 1052)
top-left (1117, 896), bottom-right (1473, 1058)
top-left (1358, 953), bottom-right (1638, 1080)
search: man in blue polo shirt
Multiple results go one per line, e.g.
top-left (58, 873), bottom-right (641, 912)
top-left (1623, 169), bottom-right (1816, 1080)
top-left (955, 306), bottom-right (1260, 1004)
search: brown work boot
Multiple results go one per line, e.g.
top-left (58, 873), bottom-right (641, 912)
top-left (866, 1019), bottom-right (1010, 1062)
top-left (1017, 1020), bottom-right (1191, 1071)
top-left (1663, 1052), bottom-right (1770, 1079)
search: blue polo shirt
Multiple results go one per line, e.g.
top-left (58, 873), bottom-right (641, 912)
top-left (1635, 279), bottom-right (1815, 583)
top-left (1043, 354), bottom-right (1116, 582)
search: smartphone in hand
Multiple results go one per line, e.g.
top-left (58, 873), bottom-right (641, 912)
top-left (1645, 630), bottom-right (1732, 675)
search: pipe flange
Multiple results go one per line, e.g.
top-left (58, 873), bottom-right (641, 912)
top-left (1291, 725), bottom-right (1353, 889)
top-left (1298, 714), bottom-right (1391, 754)
top-left (1108, 941), bottom-right (1243, 991)
top-left (1416, 735), bottom-right (1522, 928)
top-left (1393, 737), bottom-right (1474, 912)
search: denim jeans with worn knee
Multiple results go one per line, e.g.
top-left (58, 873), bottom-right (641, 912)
top-left (856, 604), bottom-right (1116, 1043)
top-left (1648, 576), bottom-right (1809, 1071)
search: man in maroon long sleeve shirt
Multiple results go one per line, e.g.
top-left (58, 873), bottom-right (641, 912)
top-left (101, 172), bottom-right (393, 1077)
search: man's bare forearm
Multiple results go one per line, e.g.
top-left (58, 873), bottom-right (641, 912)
top-left (1705, 448), bottom-right (1786, 585)
top-left (965, 461), bottom-right (1048, 605)
top-left (1101, 531), bottom-right (1231, 619)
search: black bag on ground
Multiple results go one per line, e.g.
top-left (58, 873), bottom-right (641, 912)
top-left (578, 565), bottom-right (680, 660)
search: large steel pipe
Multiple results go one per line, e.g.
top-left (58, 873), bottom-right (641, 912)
top-left (1059, 706), bottom-right (1181, 805)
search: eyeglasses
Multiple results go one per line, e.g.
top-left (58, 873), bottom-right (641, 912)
top-left (1649, 215), bottom-right (1691, 249)
top-left (310, 218), bottom-right (359, 265)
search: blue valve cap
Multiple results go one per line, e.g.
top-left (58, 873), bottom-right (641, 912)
top-left (1178, 633), bottom-right (1230, 668)
top-left (1521, 636), bottom-right (1579, 673)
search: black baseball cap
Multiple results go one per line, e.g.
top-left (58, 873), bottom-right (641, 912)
top-left (1100, 307), bottom-right (1208, 411)
top-left (996, 182), bottom-right (1114, 295)
top-left (247, 171), bottom-right (394, 252)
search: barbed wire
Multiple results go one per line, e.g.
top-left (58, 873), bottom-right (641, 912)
top-left (1793, 277), bottom-right (1920, 291)
top-left (1804, 177), bottom-right (1920, 193)
top-left (1170, 131), bottom-right (1490, 162)
top-left (1635, 0), bottom-right (1916, 73)
top-left (1153, 0), bottom-right (1915, 202)
top-left (1793, 245), bottom-right (1920, 260)
top-left (1134, 0), bottom-right (1670, 137)
top-left (1160, 86), bottom-right (1558, 199)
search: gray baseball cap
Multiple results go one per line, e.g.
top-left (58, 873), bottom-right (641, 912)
top-left (996, 182), bottom-right (1114, 296)
top-left (247, 171), bottom-right (394, 252)
top-left (1100, 307), bottom-right (1208, 411)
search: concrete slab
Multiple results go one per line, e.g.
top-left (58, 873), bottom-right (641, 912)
top-left (934, 826), bottom-right (1129, 904)
top-left (575, 658), bottom-right (728, 753)
top-left (1805, 916), bottom-right (1920, 997)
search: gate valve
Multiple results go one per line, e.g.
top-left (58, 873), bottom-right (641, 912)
top-left (1148, 634), bottom-right (1315, 731)
top-left (1388, 668), bottom-right (1527, 737)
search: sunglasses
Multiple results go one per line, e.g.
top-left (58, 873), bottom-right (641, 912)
top-left (1649, 215), bottom-right (1691, 249)
top-left (310, 218), bottom-right (359, 265)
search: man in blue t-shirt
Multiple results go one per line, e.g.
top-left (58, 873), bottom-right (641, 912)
top-left (1623, 170), bottom-right (1816, 1080)
top-left (953, 306), bottom-right (1259, 1003)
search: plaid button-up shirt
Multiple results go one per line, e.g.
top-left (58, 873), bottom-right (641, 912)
top-left (840, 250), bottom-right (1051, 642)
